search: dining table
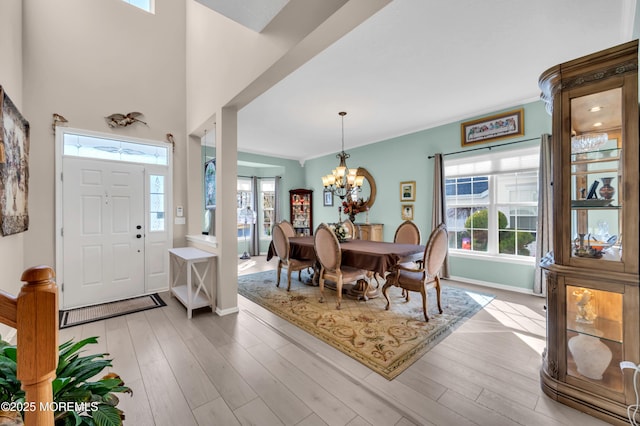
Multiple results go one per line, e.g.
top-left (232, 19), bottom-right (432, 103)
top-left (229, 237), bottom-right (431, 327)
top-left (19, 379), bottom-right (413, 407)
top-left (267, 236), bottom-right (425, 299)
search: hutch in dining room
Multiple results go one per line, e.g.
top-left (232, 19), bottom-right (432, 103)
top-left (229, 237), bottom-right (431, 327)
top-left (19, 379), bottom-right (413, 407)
top-left (538, 40), bottom-right (639, 425)
top-left (289, 188), bottom-right (313, 236)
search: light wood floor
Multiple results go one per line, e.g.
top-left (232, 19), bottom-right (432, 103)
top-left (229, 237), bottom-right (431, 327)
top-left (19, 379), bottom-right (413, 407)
top-left (59, 256), bottom-right (610, 426)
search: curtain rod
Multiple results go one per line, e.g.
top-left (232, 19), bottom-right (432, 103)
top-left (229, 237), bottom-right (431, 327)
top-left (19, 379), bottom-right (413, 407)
top-left (427, 136), bottom-right (541, 159)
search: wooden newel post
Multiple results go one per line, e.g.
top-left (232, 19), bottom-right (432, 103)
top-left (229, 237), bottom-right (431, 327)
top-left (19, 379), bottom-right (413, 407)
top-left (16, 266), bottom-right (57, 426)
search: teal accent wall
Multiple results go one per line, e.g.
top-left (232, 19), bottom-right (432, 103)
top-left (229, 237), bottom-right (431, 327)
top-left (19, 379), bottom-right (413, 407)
top-left (206, 100), bottom-right (553, 291)
top-left (304, 100), bottom-right (552, 292)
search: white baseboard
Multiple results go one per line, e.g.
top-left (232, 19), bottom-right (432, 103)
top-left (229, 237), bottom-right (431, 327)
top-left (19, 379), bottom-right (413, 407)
top-left (215, 306), bottom-right (240, 316)
top-left (448, 275), bottom-right (541, 296)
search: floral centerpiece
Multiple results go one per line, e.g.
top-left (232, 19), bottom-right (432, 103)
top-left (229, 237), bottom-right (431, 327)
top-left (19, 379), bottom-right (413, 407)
top-left (342, 198), bottom-right (366, 223)
top-left (329, 223), bottom-right (349, 242)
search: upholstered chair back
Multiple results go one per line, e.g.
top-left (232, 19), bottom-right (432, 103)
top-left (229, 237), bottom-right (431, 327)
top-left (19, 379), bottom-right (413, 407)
top-left (314, 223), bottom-right (341, 273)
top-left (423, 223), bottom-right (448, 276)
top-left (278, 220), bottom-right (296, 238)
top-left (394, 220), bottom-right (421, 245)
top-left (272, 224), bottom-right (290, 261)
top-left (342, 219), bottom-right (357, 239)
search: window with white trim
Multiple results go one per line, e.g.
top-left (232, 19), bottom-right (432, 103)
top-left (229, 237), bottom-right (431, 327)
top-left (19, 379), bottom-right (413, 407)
top-left (260, 179), bottom-right (275, 239)
top-left (445, 146), bottom-right (540, 259)
top-left (237, 178), bottom-right (253, 240)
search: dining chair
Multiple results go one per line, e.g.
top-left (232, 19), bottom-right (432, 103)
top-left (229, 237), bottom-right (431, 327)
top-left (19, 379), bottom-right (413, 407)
top-left (394, 220), bottom-right (421, 245)
top-left (393, 220), bottom-right (422, 296)
top-left (278, 219), bottom-right (296, 238)
top-left (382, 223), bottom-right (448, 322)
top-left (341, 218), bottom-right (358, 239)
top-left (314, 223), bottom-right (369, 309)
top-left (272, 223), bottom-right (315, 291)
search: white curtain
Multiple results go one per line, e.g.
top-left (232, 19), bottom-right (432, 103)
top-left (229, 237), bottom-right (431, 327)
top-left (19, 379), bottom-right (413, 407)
top-left (432, 153), bottom-right (450, 278)
top-left (534, 134), bottom-right (553, 295)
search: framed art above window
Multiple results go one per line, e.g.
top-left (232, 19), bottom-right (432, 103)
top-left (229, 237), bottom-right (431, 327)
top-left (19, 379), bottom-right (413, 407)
top-left (461, 108), bottom-right (524, 146)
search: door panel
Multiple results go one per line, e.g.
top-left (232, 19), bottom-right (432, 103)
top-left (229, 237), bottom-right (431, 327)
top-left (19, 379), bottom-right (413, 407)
top-left (63, 158), bottom-right (145, 308)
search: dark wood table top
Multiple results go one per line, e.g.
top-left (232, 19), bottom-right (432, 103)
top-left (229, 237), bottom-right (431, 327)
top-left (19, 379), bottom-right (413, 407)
top-left (287, 236), bottom-right (424, 275)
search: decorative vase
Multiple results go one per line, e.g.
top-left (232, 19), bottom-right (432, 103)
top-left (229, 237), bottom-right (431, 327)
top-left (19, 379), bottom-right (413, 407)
top-left (348, 213), bottom-right (356, 223)
top-left (598, 177), bottom-right (615, 200)
top-left (568, 334), bottom-right (612, 380)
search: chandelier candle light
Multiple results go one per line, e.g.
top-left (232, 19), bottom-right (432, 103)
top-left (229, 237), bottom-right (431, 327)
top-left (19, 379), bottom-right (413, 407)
top-left (322, 112), bottom-right (365, 218)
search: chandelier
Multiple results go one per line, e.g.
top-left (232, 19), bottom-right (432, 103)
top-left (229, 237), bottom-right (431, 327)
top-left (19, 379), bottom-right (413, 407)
top-left (321, 112), bottom-right (364, 200)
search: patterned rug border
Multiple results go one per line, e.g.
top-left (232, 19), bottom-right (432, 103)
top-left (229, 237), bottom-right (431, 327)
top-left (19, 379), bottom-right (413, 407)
top-left (238, 271), bottom-right (493, 380)
top-left (59, 293), bottom-right (166, 329)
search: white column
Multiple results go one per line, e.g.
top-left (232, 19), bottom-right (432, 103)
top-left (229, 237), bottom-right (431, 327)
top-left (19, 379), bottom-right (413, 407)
top-left (215, 106), bottom-right (239, 315)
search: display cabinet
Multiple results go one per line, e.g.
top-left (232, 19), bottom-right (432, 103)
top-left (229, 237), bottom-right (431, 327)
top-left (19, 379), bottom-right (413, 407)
top-left (538, 40), bottom-right (639, 425)
top-left (289, 189), bottom-right (313, 236)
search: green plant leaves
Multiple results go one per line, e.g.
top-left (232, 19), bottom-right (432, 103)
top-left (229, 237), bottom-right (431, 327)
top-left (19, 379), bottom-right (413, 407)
top-left (0, 336), bottom-right (131, 426)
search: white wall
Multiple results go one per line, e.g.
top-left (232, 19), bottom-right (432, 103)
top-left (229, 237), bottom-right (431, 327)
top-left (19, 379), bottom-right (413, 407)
top-left (21, 0), bottom-right (187, 270)
top-left (0, 0), bottom-right (25, 297)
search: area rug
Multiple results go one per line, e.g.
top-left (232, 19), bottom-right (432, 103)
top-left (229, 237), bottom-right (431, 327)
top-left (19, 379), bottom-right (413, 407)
top-left (238, 271), bottom-right (494, 380)
top-left (59, 293), bottom-right (166, 329)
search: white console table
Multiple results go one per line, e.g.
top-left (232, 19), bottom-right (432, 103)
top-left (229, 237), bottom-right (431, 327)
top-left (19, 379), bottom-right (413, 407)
top-left (168, 247), bottom-right (217, 319)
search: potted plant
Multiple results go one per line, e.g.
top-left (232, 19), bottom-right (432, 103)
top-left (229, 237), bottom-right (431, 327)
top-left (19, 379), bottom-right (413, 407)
top-left (0, 336), bottom-right (131, 426)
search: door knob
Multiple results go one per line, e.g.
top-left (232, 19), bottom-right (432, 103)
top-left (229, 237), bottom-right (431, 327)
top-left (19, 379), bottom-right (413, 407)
top-left (136, 234), bottom-right (142, 239)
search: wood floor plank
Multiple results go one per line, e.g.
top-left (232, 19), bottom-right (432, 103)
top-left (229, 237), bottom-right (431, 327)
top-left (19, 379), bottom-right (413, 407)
top-left (534, 393), bottom-right (611, 426)
top-left (405, 358), bottom-right (482, 401)
top-left (393, 418), bottom-right (416, 426)
top-left (145, 308), bottom-right (221, 410)
top-left (297, 414), bottom-right (330, 426)
top-left (394, 362), bottom-right (448, 401)
top-left (125, 311), bottom-right (165, 365)
top-left (213, 312), bottom-right (263, 348)
top-left (364, 373), bottom-right (471, 426)
top-left (277, 343), bottom-right (404, 426)
top-left (475, 388), bottom-right (571, 426)
top-left (234, 310), bottom-right (291, 350)
top-left (437, 389), bottom-right (521, 426)
top-left (105, 315), bottom-right (142, 383)
top-left (247, 342), bottom-right (358, 426)
top-left (192, 397), bottom-right (241, 426)
top-left (117, 377), bottom-right (154, 426)
top-left (138, 357), bottom-right (197, 426)
top-left (345, 416), bottom-right (373, 426)
top-left (218, 341), bottom-right (312, 425)
top-left (183, 335), bottom-right (257, 410)
top-left (233, 397), bottom-right (284, 426)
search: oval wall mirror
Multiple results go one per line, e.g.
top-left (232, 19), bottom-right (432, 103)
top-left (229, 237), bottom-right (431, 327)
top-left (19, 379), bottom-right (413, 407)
top-left (356, 167), bottom-right (376, 210)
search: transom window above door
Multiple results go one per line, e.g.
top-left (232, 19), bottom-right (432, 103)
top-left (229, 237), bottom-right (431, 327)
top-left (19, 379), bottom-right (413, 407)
top-left (121, 0), bottom-right (154, 13)
top-left (63, 132), bottom-right (168, 165)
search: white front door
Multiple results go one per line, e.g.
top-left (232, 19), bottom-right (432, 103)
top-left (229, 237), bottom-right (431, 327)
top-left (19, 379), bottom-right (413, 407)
top-left (62, 158), bottom-right (145, 308)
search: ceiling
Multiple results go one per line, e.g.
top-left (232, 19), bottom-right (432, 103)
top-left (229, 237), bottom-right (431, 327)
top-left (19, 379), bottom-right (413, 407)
top-left (209, 0), bottom-right (637, 163)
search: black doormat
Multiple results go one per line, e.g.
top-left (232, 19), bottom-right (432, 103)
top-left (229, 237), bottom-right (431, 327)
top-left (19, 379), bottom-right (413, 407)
top-left (59, 293), bottom-right (166, 329)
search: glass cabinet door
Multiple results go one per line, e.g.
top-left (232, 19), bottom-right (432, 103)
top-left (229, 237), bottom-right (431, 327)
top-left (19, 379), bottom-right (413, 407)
top-left (569, 88), bottom-right (623, 263)
top-left (566, 285), bottom-right (623, 392)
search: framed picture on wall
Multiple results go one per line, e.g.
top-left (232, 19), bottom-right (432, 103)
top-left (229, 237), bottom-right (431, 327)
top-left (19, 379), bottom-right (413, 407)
top-left (0, 86), bottom-right (30, 236)
top-left (400, 181), bottom-right (415, 202)
top-left (461, 108), bottom-right (524, 146)
top-left (401, 204), bottom-right (414, 220)
top-left (323, 189), bottom-right (333, 206)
